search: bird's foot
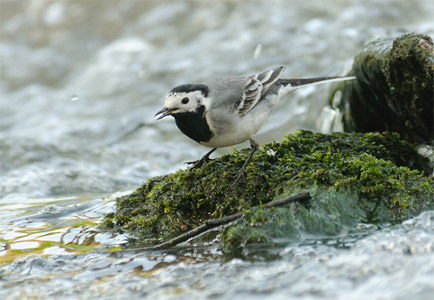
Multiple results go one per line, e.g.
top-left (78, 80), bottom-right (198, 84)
top-left (185, 157), bottom-right (214, 169)
top-left (185, 148), bottom-right (217, 169)
top-left (227, 138), bottom-right (258, 188)
top-left (228, 167), bottom-right (247, 188)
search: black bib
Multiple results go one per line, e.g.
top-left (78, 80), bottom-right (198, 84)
top-left (173, 105), bottom-right (213, 143)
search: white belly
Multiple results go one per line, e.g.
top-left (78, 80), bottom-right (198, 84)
top-left (201, 102), bottom-right (273, 148)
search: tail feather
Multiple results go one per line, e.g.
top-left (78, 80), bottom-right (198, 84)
top-left (277, 76), bottom-right (355, 96)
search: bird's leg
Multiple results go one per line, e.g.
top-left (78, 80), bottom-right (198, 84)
top-left (229, 139), bottom-right (258, 188)
top-left (186, 148), bottom-right (217, 169)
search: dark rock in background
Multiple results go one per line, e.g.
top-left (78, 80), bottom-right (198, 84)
top-left (334, 33), bottom-right (433, 144)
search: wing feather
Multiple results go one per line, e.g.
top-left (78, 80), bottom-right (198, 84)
top-left (238, 66), bottom-right (286, 115)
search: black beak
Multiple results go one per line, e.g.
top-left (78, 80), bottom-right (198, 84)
top-left (155, 107), bottom-right (176, 120)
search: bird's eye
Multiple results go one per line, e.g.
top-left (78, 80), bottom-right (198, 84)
top-left (181, 97), bottom-right (189, 104)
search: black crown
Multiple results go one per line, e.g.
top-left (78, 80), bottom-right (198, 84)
top-left (169, 84), bottom-right (209, 97)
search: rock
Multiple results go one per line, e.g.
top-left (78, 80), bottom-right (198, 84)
top-left (101, 131), bottom-right (433, 256)
top-left (331, 33), bottom-right (434, 144)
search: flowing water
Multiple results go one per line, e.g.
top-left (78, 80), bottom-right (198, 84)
top-left (1, 1), bottom-right (433, 299)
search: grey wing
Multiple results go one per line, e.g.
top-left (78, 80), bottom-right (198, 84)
top-left (238, 66), bottom-right (286, 115)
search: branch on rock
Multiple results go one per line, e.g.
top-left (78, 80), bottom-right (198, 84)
top-left (144, 192), bottom-right (311, 251)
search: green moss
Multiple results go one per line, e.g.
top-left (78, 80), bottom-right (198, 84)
top-left (101, 130), bottom-right (433, 252)
top-left (331, 33), bottom-right (434, 143)
top-left (221, 189), bottom-right (366, 255)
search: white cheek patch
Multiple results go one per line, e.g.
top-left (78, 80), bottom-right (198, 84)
top-left (201, 95), bottom-right (212, 110)
top-left (164, 90), bottom-right (208, 113)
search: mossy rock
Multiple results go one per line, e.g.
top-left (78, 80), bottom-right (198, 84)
top-left (101, 131), bottom-right (433, 255)
top-left (331, 33), bottom-right (434, 144)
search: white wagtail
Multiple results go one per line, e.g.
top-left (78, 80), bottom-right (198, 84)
top-left (155, 66), bottom-right (354, 185)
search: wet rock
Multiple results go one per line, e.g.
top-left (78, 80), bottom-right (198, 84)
top-left (332, 33), bottom-right (434, 144)
top-left (101, 131), bottom-right (433, 256)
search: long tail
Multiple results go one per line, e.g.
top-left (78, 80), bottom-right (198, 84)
top-left (277, 76), bottom-right (355, 97)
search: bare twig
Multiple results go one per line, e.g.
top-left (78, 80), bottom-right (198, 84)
top-left (102, 192), bottom-right (310, 256)
top-left (144, 191), bottom-right (311, 250)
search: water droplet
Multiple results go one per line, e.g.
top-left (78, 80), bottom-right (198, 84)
top-left (253, 44), bottom-right (262, 59)
top-left (71, 95), bottom-right (79, 101)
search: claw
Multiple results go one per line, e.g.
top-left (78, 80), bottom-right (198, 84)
top-left (229, 167), bottom-right (247, 188)
top-left (186, 148), bottom-right (217, 169)
top-left (186, 157), bottom-right (214, 169)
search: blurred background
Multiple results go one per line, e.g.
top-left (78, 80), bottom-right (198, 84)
top-left (1, 0), bottom-right (433, 198)
top-left (1, 1), bottom-right (434, 299)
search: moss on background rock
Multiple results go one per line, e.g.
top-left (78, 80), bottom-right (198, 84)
top-left (101, 131), bottom-right (433, 254)
top-left (331, 33), bottom-right (434, 144)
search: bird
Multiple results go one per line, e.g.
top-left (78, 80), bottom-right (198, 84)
top-left (155, 66), bottom-right (354, 186)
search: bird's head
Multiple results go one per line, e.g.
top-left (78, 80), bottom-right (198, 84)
top-left (155, 84), bottom-right (210, 120)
